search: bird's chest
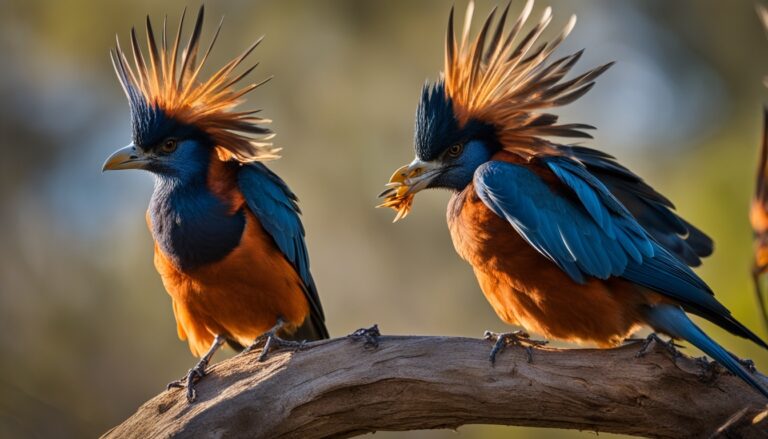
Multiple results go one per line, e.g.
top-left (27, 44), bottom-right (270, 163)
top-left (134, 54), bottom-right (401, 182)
top-left (447, 186), bottom-right (535, 272)
top-left (149, 182), bottom-right (245, 271)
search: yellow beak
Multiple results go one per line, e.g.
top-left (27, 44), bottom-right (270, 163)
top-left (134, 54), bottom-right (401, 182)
top-left (102, 143), bottom-right (149, 171)
top-left (378, 158), bottom-right (442, 222)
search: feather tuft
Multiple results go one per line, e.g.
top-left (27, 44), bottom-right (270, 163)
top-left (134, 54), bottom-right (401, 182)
top-left (444, 1), bottom-right (611, 157)
top-left (112, 6), bottom-right (278, 162)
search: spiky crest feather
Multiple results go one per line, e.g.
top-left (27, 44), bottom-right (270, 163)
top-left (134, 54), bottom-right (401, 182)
top-left (444, 0), bottom-right (613, 157)
top-left (111, 5), bottom-right (279, 163)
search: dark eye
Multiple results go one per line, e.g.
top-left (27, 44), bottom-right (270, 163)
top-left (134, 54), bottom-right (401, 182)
top-left (160, 138), bottom-right (178, 153)
top-left (447, 143), bottom-right (463, 157)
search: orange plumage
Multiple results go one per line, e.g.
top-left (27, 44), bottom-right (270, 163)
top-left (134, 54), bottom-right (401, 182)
top-left (111, 8), bottom-right (279, 163)
top-left (751, 4), bottom-right (768, 326)
top-left (105, 6), bottom-right (328, 402)
top-left (449, 151), bottom-right (669, 347)
top-left (379, 0), bottom-right (768, 399)
top-left (151, 209), bottom-right (310, 357)
top-left (751, 108), bottom-right (768, 327)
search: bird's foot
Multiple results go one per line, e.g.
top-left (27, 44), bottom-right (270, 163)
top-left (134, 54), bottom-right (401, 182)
top-left (167, 360), bottom-right (209, 402)
top-left (634, 333), bottom-right (681, 359)
top-left (694, 355), bottom-right (757, 383)
top-left (347, 324), bottom-right (381, 349)
top-left (738, 357), bottom-right (757, 373)
top-left (245, 319), bottom-right (305, 362)
top-left (483, 330), bottom-right (547, 364)
top-left (695, 356), bottom-right (720, 383)
top-left (166, 335), bottom-right (224, 402)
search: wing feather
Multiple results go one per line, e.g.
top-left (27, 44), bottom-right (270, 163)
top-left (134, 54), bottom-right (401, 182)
top-left (237, 163), bottom-right (328, 339)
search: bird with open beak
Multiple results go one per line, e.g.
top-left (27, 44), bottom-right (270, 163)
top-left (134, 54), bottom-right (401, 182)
top-left (379, 0), bottom-right (768, 398)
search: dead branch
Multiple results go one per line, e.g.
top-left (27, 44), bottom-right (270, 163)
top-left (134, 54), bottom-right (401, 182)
top-left (102, 333), bottom-right (768, 438)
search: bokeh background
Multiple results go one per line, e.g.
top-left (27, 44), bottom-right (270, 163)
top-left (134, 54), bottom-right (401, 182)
top-left (1, 0), bottom-right (767, 437)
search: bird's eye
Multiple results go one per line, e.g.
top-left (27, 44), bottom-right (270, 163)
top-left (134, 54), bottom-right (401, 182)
top-left (160, 138), bottom-right (178, 153)
top-left (447, 144), bottom-right (464, 157)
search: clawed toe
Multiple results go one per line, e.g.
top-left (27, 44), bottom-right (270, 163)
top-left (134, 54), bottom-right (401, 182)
top-left (484, 330), bottom-right (547, 364)
top-left (695, 356), bottom-right (720, 383)
top-left (738, 358), bottom-right (757, 372)
top-left (634, 333), bottom-right (681, 359)
top-left (244, 318), bottom-right (307, 362)
top-left (348, 324), bottom-right (381, 349)
top-left (166, 335), bottom-right (224, 403)
top-left (248, 332), bottom-right (305, 362)
top-left (167, 364), bottom-right (207, 402)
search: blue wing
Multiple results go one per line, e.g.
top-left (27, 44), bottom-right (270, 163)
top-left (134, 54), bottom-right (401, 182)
top-left (474, 159), bottom-right (764, 346)
top-left (562, 146), bottom-right (712, 266)
top-left (238, 163), bottom-right (328, 339)
top-left (474, 158), bottom-right (654, 284)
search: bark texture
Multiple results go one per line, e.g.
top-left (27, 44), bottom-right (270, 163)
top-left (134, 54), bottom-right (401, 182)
top-left (103, 334), bottom-right (768, 438)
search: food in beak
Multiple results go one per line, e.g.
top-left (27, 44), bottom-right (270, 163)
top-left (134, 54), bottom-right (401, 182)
top-left (377, 165), bottom-right (418, 222)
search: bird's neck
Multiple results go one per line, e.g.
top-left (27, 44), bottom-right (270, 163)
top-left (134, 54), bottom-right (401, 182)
top-left (149, 173), bottom-right (245, 271)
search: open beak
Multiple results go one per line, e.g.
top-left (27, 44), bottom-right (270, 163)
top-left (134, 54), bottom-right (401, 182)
top-left (377, 158), bottom-right (443, 222)
top-left (102, 143), bottom-right (150, 171)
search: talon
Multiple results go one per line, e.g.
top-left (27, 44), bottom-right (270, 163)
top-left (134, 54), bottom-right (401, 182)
top-left (166, 362), bottom-right (208, 402)
top-left (739, 358), bottom-right (757, 373)
top-left (695, 356), bottom-right (719, 383)
top-left (165, 334), bottom-right (224, 403)
top-left (484, 330), bottom-right (546, 365)
top-left (254, 333), bottom-right (304, 362)
top-left (348, 324), bottom-right (381, 349)
top-left (247, 318), bottom-right (305, 362)
top-left (635, 333), bottom-right (680, 360)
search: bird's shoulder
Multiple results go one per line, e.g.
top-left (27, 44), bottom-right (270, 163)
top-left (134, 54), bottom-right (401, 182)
top-left (471, 155), bottom-right (655, 283)
top-left (206, 157), bottom-right (247, 214)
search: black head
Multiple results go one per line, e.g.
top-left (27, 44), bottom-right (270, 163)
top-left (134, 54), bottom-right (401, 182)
top-left (129, 89), bottom-right (209, 148)
top-left (414, 80), bottom-right (498, 162)
top-left (103, 90), bottom-right (215, 180)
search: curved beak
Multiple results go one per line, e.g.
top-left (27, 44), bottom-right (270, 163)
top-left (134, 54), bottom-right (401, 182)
top-left (386, 159), bottom-right (443, 195)
top-left (102, 143), bottom-right (149, 172)
top-left (378, 158), bottom-right (443, 221)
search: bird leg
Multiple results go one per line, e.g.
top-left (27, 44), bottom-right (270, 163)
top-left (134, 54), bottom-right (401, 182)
top-left (245, 318), bottom-right (305, 362)
top-left (347, 324), bottom-right (381, 349)
top-left (634, 333), bottom-right (681, 359)
top-left (167, 334), bottom-right (225, 402)
top-left (483, 330), bottom-right (547, 364)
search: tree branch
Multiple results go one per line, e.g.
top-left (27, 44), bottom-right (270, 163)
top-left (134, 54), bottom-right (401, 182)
top-left (102, 333), bottom-right (768, 438)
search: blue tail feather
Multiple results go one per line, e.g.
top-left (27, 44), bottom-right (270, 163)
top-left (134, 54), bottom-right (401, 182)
top-left (646, 305), bottom-right (768, 399)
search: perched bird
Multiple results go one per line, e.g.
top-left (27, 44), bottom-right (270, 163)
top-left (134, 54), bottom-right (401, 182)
top-left (750, 5), bottom-right (768, 331)
top-left (103, 6), bottom-right (329, 401)
top-left (380, 0), bottom-right (768, 397)
top-left (751, 109), bottom-right (768, 331)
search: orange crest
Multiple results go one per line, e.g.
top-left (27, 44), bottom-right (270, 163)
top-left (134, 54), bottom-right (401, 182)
top-left (111, 6), bottom-right (279, 163)
top-left (444, 0), bottom-right (612, 155)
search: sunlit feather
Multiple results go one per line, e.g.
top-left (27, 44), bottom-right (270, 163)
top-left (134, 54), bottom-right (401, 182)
top-left (444, 0), bottom-right (612, 157)
top-left (112, 5), bottom-right (279, 163)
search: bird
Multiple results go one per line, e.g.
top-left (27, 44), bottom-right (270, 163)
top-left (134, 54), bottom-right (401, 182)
top-left (750, 5), bottom-right (768, 332)
top-left (750, 108), bottom-right (768, 331)
top-left (102, 5), bottom-right (329, 401)
top-left (379, 0), bottom-right (768, 398)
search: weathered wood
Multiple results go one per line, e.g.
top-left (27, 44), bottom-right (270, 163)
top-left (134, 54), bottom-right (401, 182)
top-left (103, 334), bottom-right (768, 438)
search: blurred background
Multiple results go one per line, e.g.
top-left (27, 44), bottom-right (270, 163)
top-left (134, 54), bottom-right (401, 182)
top-left (0, 0), bottom-right (767, 437)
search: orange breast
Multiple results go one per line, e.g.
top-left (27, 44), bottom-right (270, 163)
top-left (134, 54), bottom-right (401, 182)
top-left (151, 209), bottom-right (310, 357)
top-left (751, 200), bottom-right (768, 234)
top-left (448, 179), bottom-right (665, 347)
